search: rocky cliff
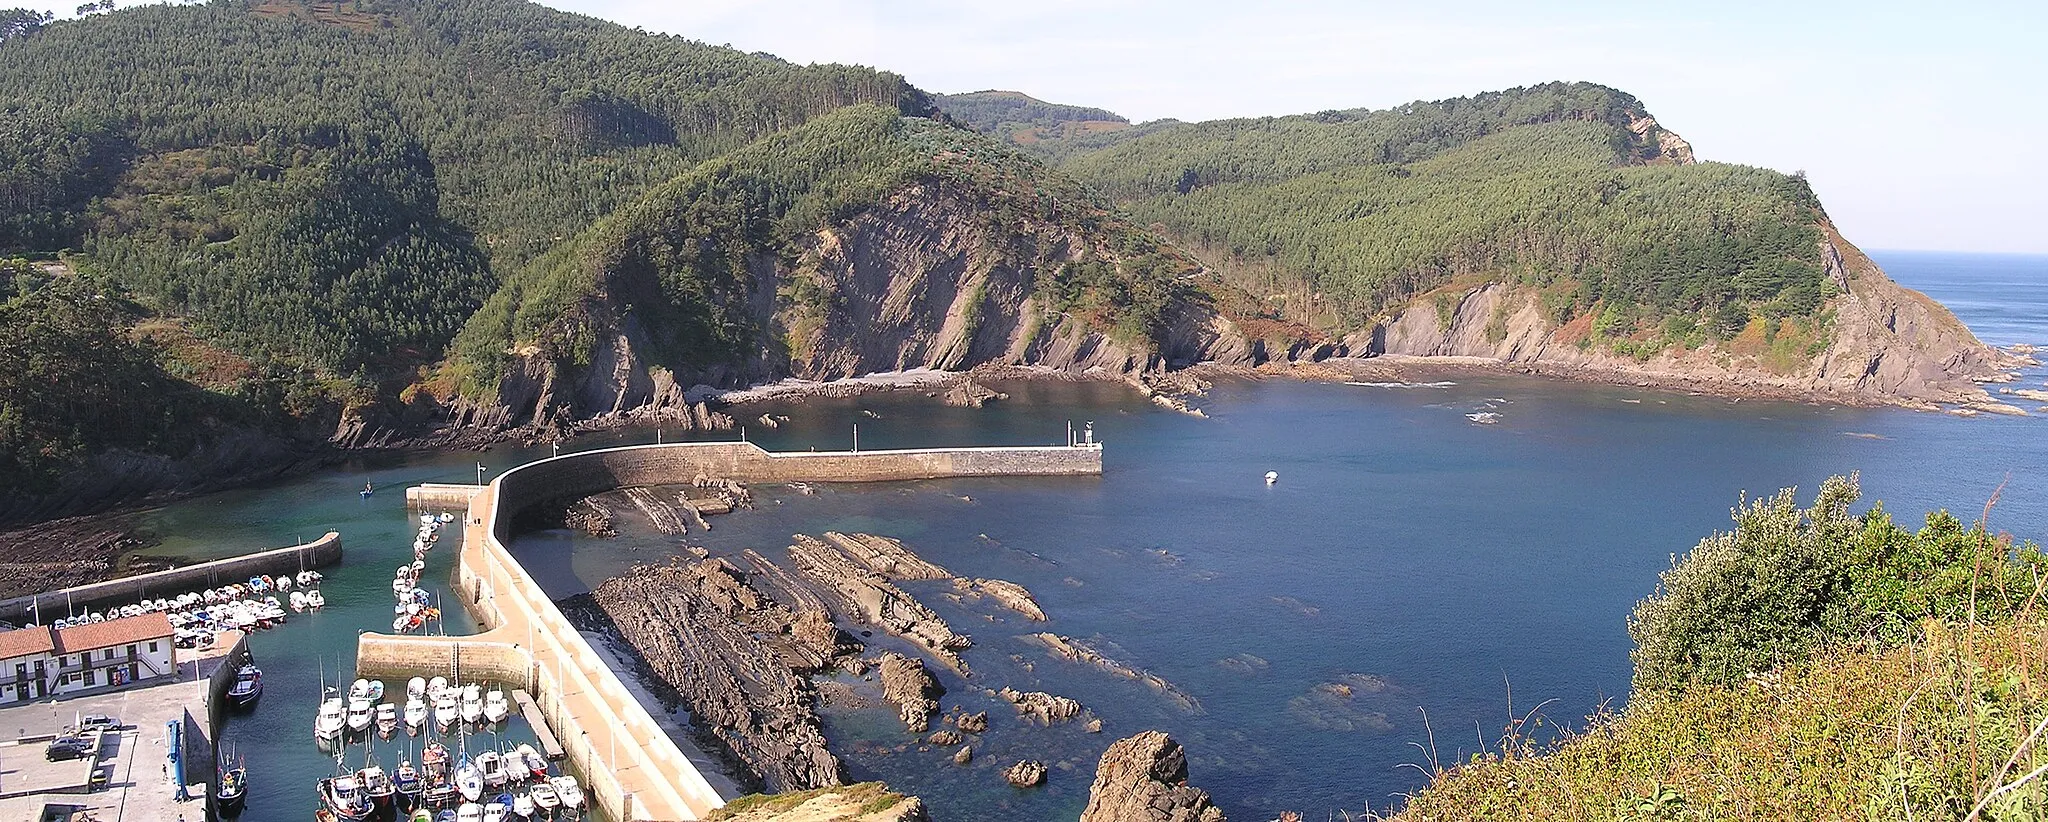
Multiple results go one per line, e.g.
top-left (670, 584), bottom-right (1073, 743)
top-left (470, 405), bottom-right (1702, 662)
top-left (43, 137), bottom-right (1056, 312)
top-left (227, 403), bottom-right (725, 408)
top-left (1350, 225), bottom-right (2018, 409)
top-left (1079, 731), bottom-right (1226, 822)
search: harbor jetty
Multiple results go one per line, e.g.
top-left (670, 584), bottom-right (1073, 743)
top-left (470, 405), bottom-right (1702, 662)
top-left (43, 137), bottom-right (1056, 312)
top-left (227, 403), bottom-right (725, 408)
top-left (0, 532), bottom-right (341, 621)
top-left (357, 440), bottom-right (1102, 821)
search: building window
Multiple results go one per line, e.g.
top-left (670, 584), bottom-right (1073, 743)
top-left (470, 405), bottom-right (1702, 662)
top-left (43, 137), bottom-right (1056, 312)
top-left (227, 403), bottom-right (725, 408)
top-left (103, 649), bottom-right (113, 661)
top-left (83, 669), bottom-right (94, 686)
top-left (148, 641), bottom-right (158, 653)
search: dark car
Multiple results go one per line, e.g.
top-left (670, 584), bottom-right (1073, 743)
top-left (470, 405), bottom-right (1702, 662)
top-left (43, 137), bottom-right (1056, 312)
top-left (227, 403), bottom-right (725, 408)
top-left (45, 737), bottom-right (91, 761)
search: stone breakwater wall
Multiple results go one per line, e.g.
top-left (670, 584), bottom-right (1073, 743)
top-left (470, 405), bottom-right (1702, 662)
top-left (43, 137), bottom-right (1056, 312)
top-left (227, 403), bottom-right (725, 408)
top-left (406, 483), bottom-right (487, 509)
top-left (0, 531), bottom-right (342, 618)
top-left (360, 441), bottom-right (1101, 821)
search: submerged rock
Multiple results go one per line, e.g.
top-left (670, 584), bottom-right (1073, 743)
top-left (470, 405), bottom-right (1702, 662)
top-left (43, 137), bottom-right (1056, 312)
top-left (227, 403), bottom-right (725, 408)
top-left (999, 687), bottom-right (1083, 725)
top-left (1079, 731), bottom-right (1225, 822)
top-left (955, 711), bottom-right (988, 733)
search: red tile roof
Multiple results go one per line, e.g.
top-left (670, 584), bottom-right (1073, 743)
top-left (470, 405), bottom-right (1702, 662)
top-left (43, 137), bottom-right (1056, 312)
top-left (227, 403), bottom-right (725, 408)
top-left (54, 613), bottom-right (172, 653)
top-left (0, 626), bottom-right (54, 660)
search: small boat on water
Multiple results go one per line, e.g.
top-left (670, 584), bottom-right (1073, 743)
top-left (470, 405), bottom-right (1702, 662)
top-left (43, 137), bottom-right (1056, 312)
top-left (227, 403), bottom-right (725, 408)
top-left (346, 697), bottom-right (374, 734)
top-left (434, 689), bottom-right (460, 732)
top-left (510, 786), bottom-right (535, 818)
top-left (455, 757), bottom-right (485, 802)
top-left (362, 482), bottom-right (375, 498)
top-left (290, 590), bottom-right (310, 612)
top-left (549, 775), bottom-right (583, 811)
top-left (320, 773), bottom-right (373, 821)
top-left (395, 759), bottom-right (424, 806)
top-left (476, 749), bottom-right (509, 789)
top-left (376, 702), bottom-right (399, 738)
top-left (514, 743), bottom-right (547, 781)
top-left (529, 779), bottom-right (559, 812)
top-left (404, 696), bottom-right (428, 735)
top-left (216, 762), bottom-right (248, 815)
top-left (226, 664), bottom-right (262, 708)
top-left (457, 803), bottom-right (483, 822)
top-left (422, 744), bottom-right (455, 807)
top-left (307, 589), bottom-right (326, 610)
top-left (408, 676), bottom-right (427, 700)
top-left (359, 764), bottom-right (397, 810)
top-left (483, 796), bottom-right (511, 822)
top-left (460, 684), bottom-right (484, 725)
top-left (315, 697), bottom-right (347, 743)
top-left (483, 689), bottom-right (510, 724)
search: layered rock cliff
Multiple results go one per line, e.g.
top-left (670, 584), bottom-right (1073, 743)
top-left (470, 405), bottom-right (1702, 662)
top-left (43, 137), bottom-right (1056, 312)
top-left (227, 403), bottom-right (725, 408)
top-left (1351, 225), bottom-right (2017, 408)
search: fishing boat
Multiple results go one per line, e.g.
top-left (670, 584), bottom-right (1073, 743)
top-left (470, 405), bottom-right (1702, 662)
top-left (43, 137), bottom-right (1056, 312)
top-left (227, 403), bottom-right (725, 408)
top-left (529, 779), bottom-right (560, 813)
top-left (514, 744), bottom-right (548, 781)
top-left (455, 757), bottom-right (485, 802)
top-left (422, 744), bottom-right (455, 807)
top-left (476, 749), bottom-right (509, 789)
top-left (307, 589), bottom-right (326, 610)
top-left (434, 689), bottom-right (460, 732)
top-left (216, 761), bottom-right (248, 815)
top-left (429, 675), bottom-right (449, 696)
top-left (290, 590), bottom-right (310, 611)
top-left (457, 803), bottom-right (484, 822)
top-left (319, 773), bottom-right (373, 821)
top-left (483, 689), bottom-right (510, 724)
top-left (346, 697), bottom-right (375, 734)
top-left (460, 684), bottom-right (483, 725)
top-left (404, 696), bottom-right (429, 735)
top-left (358, 763), bottom-right (397, 810)
top-left (484, 796), bottom-right (511, 822)
top-left (315, 697), bottom-right (347, 743)
top-left (408, 676), bottom-right (428, 700)
top-left (395, 759), bottom-right (425, 806)
top-left (376, 702), bottom-right (399, 738)
top-left (510, 786), bottom-right (535, 818)
top-left (362, 482), bottom-right (375, 498)
top-left (549, 776), bottom-right (583, 811)
top-left (226, 664), bottom-right (262, 708)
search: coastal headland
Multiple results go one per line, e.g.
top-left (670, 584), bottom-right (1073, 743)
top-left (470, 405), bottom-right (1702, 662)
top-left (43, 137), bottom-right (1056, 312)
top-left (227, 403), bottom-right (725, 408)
top-left (356, 440), bottom-right (1103, 821)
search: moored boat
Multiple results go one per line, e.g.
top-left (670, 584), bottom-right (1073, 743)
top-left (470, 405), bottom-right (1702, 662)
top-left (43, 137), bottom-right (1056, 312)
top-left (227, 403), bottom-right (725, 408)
top-left (396, 759), bottom-right (425, 806)
top-left (358, 764), bottom-right (397, 809)
top-left (514, 743), bottom-right (547, 781)
top-left (475, 749), bottom-right (508, 789)
top-left (226, 664), bottom-right (262, 708)
top-left (455, 757), bottom-right (484, 802)
top-left (483, 689), bottom-right (509, 724)
top-left (404, 696), bottom-right (429, 735)
top-left (320, 773), bottom-right (373, 821)
top-left (216, 763), bottom-right (248, 815)
top-left (315, 697), bottom-right (347, 744)
top-left (346, 697), bottom-right (374, 734)
top-left (529, 779), bottom-right (559, 812)
top-left (549, 775), bottom-right (583, 810)
top-left (376, 702), bottom-right (399, 738)
top-left (460, 684), bottom-right (484, 725)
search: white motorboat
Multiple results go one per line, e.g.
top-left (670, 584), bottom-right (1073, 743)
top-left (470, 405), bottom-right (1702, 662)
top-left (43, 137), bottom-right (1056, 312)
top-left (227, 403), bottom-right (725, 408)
top-left (289, 590), bottom-right (309, 612)
top-left (404, 696), bottom-right (428, 735)
top-left (511, 788), bottom-right (535, 818)
top-left (407, 676), bottom-right (427, 700)
top-left (315, 697), bottom-right (347, 742)
top-left (307, 590), bottom-right (325, 610)
top-left (549, 776), bottom-right (583, 810)
top-left (457, 802), bottom-right (484, 822)
top-left (514, 743), bottom-right (547, 781)
top-left (483, 799), bottom-right (510, 822)
top-left (434, 690), bottom-right (460, 732)
top-left (429, 675), bottom-right (449, 696)
top-left (375, 702), bottom-right (399, 737)
top-left (476, 750), bottom-right (508, 789)
top-left (530, 780), bottom-right (560, 811)
top-left (460, 684), bottom-right (484, 725)
top-left (346, 697), bottom-right (374, 733)
top-left (483, 689), bottom-right (510, 724)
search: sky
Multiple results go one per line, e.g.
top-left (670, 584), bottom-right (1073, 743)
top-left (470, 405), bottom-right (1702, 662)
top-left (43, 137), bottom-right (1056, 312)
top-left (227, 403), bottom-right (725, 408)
top-left (536, 0), bottom-right (2048, 255)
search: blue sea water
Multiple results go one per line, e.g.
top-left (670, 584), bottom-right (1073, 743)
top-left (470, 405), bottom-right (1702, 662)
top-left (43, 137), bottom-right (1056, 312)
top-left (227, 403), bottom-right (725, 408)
top-left (167, 250), bottom-right (2048, 820)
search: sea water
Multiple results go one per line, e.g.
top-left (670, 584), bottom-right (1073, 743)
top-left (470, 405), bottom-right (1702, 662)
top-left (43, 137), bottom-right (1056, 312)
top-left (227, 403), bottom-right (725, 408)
top-left (164, 251), bottom-right (2046, 820)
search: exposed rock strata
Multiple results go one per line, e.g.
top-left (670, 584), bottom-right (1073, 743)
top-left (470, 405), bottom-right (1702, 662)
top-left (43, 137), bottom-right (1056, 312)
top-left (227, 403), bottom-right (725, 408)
top-left (962, 578), bottom-right (1046, 620)
top-left (592, 559), bottom-right (851, 792)
top-left (822, 532), bottom-right (951, 581)
top-left (1024, 633), bottom-right (1202, 713)
top-left (876, 653), bottom-right (943, 733)
top-left (1079, 731), bottom-right (1226, 822)
top-left (999, 687), bottom-right (1083, 725)
top-left (787, 535), bottom-right (971, 669)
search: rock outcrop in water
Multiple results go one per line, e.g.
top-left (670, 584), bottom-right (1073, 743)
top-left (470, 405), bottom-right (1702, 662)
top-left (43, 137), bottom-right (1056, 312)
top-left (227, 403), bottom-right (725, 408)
top-left (1024, 633), bottom-right (1202, 713)
top-left (592, 559), bottom-right (850, 792)
top-left (1079, 731), bottom-right (1226, 822)
top-left (877, 653), bottom-right (943, 733)
top-left (787, 534), bottom-right (971, 670)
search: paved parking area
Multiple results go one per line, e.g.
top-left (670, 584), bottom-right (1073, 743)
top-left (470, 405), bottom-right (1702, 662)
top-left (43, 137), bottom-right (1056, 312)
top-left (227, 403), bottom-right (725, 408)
top-left (0, 678), bottom-right (211, 821)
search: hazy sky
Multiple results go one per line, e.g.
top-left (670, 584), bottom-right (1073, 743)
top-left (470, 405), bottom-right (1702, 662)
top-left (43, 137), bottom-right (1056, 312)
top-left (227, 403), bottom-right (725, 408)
top-left (543, 0), bottom-right (2046, 255)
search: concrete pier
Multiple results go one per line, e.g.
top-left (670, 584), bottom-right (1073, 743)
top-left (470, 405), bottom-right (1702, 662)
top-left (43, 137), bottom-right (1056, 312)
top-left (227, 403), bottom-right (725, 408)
top-left (406, 483), bottom-right (486, 509)
top-left (359, 440), bottom-right (1102, 821)
top-left (0, 532), bottom-right (342, 620)
top-left (512, 689), bottom-right (564, 759)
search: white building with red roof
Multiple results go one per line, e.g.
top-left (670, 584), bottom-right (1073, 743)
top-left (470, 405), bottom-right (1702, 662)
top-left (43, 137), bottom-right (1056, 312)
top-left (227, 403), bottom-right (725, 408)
top-left (0, 612), bottom-right (175, 701)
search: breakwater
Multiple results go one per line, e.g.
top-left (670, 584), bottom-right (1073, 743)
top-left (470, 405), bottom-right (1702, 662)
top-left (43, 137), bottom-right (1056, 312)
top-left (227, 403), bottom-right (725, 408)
top-left (359, 440), bottom-right (1103, 821)
top-left (0, 532), bottom-right (341, 619)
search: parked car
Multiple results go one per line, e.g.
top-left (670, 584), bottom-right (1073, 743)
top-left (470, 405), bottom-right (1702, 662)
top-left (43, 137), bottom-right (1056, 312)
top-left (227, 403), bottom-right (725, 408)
top-left (45, 737), bottom-right (91, 761)
top-left (74, 714), bottom-right (121, 734)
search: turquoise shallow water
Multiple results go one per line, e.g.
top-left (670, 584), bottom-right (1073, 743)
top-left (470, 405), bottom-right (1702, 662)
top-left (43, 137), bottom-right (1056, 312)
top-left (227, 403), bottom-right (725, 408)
top-left (155, 251), bottom-right (2048, 820)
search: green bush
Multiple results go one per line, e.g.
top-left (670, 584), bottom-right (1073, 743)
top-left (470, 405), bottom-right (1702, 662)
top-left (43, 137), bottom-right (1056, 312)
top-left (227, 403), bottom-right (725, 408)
top-left (1628, 475), bottom-right (2047, 693)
